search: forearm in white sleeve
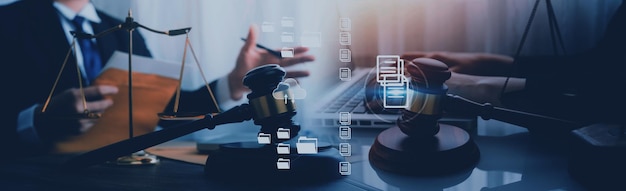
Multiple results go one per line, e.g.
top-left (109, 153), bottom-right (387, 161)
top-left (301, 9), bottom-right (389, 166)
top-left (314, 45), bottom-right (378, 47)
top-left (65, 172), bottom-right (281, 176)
top-left (215, 75), bottom-right (249, 111)
top-left (17, 105), bottom-right (42, 145)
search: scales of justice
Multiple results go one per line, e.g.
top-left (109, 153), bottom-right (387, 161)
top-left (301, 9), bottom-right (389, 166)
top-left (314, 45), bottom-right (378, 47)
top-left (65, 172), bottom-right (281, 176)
top-left (41, 9), bottom-right (219, 165)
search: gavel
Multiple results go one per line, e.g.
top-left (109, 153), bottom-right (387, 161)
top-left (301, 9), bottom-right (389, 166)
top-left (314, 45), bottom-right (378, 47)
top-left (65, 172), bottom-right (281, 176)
top-left (369, 58), bottom-right (579, 175)
top-left (64, 64), bottom-right (304, 169)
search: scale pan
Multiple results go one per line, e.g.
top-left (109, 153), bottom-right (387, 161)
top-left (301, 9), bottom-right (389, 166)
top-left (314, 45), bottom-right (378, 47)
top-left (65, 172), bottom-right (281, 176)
top-left (158, 112), bottom-right (207, 120)
top-left (44, 112), bottom-right (102, 119)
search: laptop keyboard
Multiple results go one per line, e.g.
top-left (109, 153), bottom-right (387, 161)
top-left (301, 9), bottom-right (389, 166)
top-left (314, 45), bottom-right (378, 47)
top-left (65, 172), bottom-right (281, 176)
top-left (320, 77), bottom-right (368, 114)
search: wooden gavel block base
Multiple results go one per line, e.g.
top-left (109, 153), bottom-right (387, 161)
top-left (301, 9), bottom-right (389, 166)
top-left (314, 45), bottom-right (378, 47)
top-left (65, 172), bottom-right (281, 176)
top-left (369, 124), bottom-right (479, 175)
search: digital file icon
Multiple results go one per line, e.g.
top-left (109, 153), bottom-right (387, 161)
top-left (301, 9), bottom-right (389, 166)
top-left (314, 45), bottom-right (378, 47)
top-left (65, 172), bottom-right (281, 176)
top-left (339, 68), bottom-right (351, 81)
top-left (261, 21), bottom-right (275, 32)
top-left (281, 47), bottom-right (294, 58)
top-left (277, 158), bottom-right (291, 170)
top-left (339, 112), bottom-right (351, 125)
top-left (339, 18), bottom-right (351, 31)
top-left (300, 32), bottom-right (321, 47)
top-left (277, 143), bottom-right (291, 155)
top-left (376, 55), bottom-right (411, 109)
top-left (376, 55), bottom-right (404, 83)
top-left (339, 32), bottom-right (351, 45)
top-left (296, 136), bottom-right (318, 154)
top-left (339, 162), bottom-right (351, 175)
top-left (339, 143), bottom-right (351, 156)
top-left (339, 126), bottom-right (351, 140)
top-left (277, 128), bottom-right (291, 139)
top-left (257, 133), bottom-right (271, 144)
top-left (281, 17), bottom-right (295, 27)
top-left (382, 75), bottom-right (410, 109)
top-left (281, 32), bottom-right (295, 43)
top-left (339, 49), bottom-right (351, 62)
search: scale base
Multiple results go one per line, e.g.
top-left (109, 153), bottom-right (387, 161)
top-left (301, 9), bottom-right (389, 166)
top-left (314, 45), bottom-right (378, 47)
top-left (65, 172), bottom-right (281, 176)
top-left (369, 124), bottom-right (479, 175)
top-left (106, 150), bottom-right (160, 166)
top-left (204, 141), bottom-right (345, 185)
top-left (568, 123), bottom-right (626, 190)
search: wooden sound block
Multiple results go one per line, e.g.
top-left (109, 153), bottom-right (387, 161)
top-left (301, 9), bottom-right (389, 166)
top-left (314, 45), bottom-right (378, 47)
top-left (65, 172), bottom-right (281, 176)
top-left (203, 141), bottom-right (344, 185)
top-left (369, 124), bottom-right (479, 175)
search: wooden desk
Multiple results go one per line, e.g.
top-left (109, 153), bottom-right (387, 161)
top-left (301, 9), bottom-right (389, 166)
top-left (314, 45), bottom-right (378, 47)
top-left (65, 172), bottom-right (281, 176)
top-left (1, 119), bottom-right (588, 190)
top-left (0, 152), bottom-right (376, 190)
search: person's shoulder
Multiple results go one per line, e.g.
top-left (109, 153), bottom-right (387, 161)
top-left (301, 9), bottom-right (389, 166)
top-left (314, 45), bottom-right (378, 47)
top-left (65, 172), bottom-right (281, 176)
top-left (0, 0), bottom-right (50, 18)
top-left (0, 0), bottom-right (45, 11)
top-left (0, 0), bottom-right (26, 14)
top-left (0, 1), bottom-right (33, 26)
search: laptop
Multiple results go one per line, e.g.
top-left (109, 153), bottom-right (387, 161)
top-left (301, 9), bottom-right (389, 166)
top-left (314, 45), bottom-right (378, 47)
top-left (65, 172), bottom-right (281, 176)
top-left (303, 66), bottom-right (477, 130)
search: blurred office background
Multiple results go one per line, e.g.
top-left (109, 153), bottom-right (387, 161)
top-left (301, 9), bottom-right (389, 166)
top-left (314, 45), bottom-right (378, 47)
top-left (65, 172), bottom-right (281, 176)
top-left (1, 0), bottom-right (620, 91)
top-left (2, 0), bottom-right (621, 143)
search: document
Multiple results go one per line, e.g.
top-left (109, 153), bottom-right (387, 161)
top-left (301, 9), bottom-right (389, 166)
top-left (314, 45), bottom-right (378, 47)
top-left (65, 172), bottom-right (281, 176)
top-left (339, 32), bottom-right (351, 45)
top-left (339, 143), bottom-right (351, 156)
top-left (376, 55), bottom-right (403, 83)
top-left (339, 112), bottom-right (351, 125)
top-left (339, 68), bottom-right (351, 81)
top-left (339, 162), bottom-right (351, 175)
top-left (339, 18), bottom-right (351, 31)
top-left (54, 51), bottom-right (182, 153)
top-left (339, 126), bottom-right (351, 140)
top-left (339, 49), bottom-right (351, 62)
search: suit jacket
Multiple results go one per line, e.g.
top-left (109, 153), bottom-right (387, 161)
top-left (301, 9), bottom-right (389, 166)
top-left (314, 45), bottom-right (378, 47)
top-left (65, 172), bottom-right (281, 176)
top-left (0, 1), bottom-right (221, 158)
top-left (0, 0), bottom-right (152, 157)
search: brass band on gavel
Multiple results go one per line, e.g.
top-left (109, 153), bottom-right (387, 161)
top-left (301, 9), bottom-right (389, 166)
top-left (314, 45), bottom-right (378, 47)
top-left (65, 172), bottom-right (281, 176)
top-left (408, 90), bottom-right (443, 115)
top-left (249, 89), bottom-right (296, 120)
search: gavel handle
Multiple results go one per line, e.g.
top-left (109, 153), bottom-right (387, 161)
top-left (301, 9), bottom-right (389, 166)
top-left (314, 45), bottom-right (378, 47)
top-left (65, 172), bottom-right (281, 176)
top-left (444, 94), bottom-right (581, 131)
top-left (64, 104), bottom-right (252, 169)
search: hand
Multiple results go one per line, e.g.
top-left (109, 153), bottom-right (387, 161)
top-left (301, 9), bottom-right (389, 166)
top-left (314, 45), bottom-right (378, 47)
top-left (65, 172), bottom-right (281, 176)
top-left (228, 25), bottom-right (315, 100)
top-left (34, 85), bottom-right (118, 142)
top-left (401, 51), bottom-right (514, 76)
top-left (445, 72), bottom-right (526, 107)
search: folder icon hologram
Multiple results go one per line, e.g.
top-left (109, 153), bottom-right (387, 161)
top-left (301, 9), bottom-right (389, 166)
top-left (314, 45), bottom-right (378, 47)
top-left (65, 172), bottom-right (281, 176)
top-left (296, 136), bottom-right (318, 154)
top-left (257, 133), bottom-right (271, 144)
top-left (277, 143), bottom-right (290, 154)
top-left (277, 128), bottom-right (291, 139)
top-left (277, 158), bottom-right (291, 170)
top-left (281, 32), bottom-right (294, 43)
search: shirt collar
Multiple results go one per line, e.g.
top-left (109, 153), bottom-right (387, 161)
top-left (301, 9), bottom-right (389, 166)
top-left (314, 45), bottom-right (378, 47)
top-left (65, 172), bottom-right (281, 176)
top-left (53, 1), bottom-right (102, 23)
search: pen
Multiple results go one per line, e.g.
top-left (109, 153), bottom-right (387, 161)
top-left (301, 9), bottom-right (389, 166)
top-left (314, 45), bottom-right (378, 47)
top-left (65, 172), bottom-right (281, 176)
top-left (241, 37), bottom-right (282, 58)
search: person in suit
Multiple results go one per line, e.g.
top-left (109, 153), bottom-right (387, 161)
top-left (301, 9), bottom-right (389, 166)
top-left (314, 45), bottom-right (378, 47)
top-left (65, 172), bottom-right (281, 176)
top-left (0, 0), bottom-right (314, 157)
top-left (401, 0), bottom-right (625, 127)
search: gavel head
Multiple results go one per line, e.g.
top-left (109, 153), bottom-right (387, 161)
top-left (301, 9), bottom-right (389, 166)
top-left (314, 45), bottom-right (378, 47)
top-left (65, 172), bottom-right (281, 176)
top-left (398, 58), bottom-right (451, 138)
top-left (243, 64), bottom-right (300, 142)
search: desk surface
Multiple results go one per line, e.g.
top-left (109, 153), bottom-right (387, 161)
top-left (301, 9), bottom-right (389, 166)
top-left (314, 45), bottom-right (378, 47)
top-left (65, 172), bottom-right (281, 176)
top-left (0, 119), bottom-right (587, 191)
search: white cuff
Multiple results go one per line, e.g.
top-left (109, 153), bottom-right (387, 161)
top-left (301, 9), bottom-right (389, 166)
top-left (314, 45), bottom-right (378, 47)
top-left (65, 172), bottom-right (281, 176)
top-left (216, 75), bottom-right (249, 111)
top-left (17, 105), bottom-right (42, 145)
